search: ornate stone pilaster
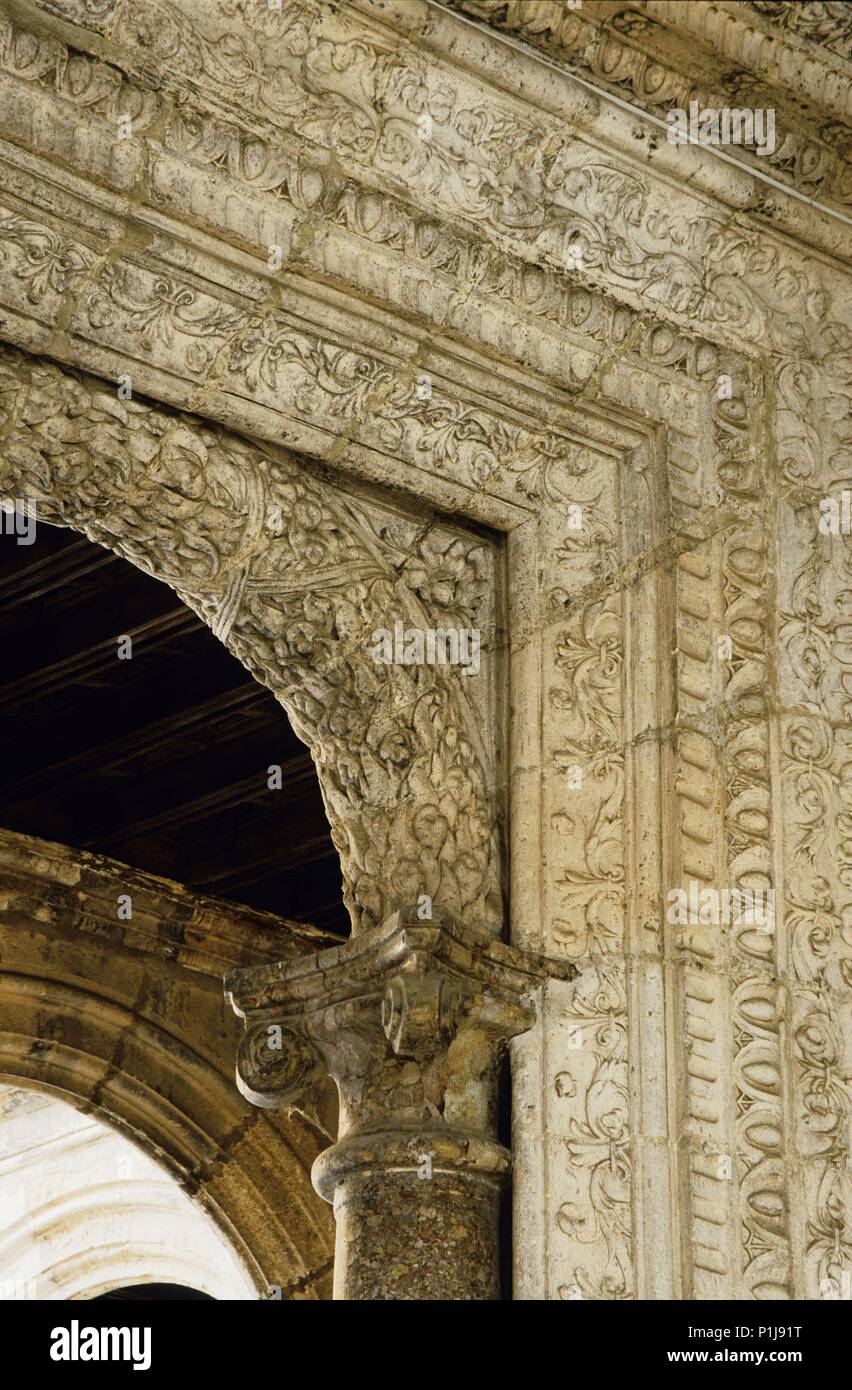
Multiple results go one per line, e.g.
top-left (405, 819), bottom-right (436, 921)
top-left (225, 907), bottom-right (578, 1300)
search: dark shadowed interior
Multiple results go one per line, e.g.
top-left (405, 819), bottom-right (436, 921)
top-left (0, 522), bottom-right (348, 937)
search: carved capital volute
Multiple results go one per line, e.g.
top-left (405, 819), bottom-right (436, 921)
top-left (226, 902), bottom-right (582, 1220)
top-left (226, 906), bottom-right (578, 1119)
top-left (226, 908), bottom-right (579, 1297)
top-left (235, 1022), bottom-right (325, 1111)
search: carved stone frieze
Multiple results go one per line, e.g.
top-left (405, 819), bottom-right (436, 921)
top-left (447, 0), bottom-right (852, 212)
top-left (5, 0), bottom-right (849, 354)
top-left (775, 346), bottom-right (852, 1299)
top-left (747, 1), bottom-right (852, 61)
top-left (0, 0), bottom-right (848, 1304)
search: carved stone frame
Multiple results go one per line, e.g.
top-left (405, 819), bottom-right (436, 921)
top-left (0, 0), bottom-right (847, 1301)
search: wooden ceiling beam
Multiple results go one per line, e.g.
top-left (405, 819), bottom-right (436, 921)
top-left (0, 684), bottom-right (270, 808)
top-left (0, 608), bottom-right (201, 709)
top-left (80, 753), bottom-right (318, 850)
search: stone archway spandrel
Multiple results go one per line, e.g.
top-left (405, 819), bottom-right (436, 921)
top-left (0, 345), bottom-right (502, 937)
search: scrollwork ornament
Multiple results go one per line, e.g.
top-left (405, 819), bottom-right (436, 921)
top-left (236, 1022), bottom-right (324, 1109)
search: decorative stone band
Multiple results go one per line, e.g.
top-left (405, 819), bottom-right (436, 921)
top-left (311, 1127), bottom-right (512, 1203)
top-left (225, 906), bottom-right (580, 1298)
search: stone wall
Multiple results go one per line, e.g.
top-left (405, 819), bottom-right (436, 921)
top-left (0, 827), bottom-right (336, 1298)
top-left (0, 0), bottom-right (848, 1299)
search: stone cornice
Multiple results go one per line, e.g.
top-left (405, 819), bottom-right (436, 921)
top-left (227, 904), bottom-right (579, 1021)
top-left (439, 0), bottom-right (852, 220)
top-left (659, 2), bottom-right (852, 90)
top-left (744, 0), bottom-right (852, 62)
top-left (8, 0), bottom-right (850, 277)
top-left (0, 0), bottom-right (847, 409)
top-left (0, 825), bottom-right (334, 976)
top-left (597, 3), bottom-right (849, 114)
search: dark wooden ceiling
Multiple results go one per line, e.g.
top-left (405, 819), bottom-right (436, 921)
top-left (0, 522), bottom-right (348, 937)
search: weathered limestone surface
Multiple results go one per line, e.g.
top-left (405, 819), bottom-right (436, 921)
top-left (227, 905), bottom-right (578, 1298)
top-left (0, 827), bottom-right (336, 1299)
top-left (0, 0), bottom-right (848, 1299)
top-left (0, 346), bottom-right (503, 939)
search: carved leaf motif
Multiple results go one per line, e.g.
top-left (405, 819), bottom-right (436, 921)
top-left (0, 212), bottom-right (95, 302)
top-left (0, 346), bottom-right (500, 937)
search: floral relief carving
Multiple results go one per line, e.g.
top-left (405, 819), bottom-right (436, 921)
top-left (556, 964), bottom-right (632, 1300)
top-left (550, 598), bottom-right (624, 962)
top-left (707, 360), bottom-right (794, 1298)
top-left (0, 0), bottom-right (848, 1305)
top-left (17, 0), bottom-right (850, 365)
top-left (545, 482), bottom-right (630, 1294)
top-left (63, 250), bottom-right (599, 499)
top-left (776, 348), bottom-right (852, 1297)
top-left (84, 265), bottom-right (246, 377)
top-left (0, 208), bottom-right (96, 304)
top-left (0, 345), bottom-right (501, 939)
top-left (228, 318), bottom-right (389, 412)
top-left (451, 0), bottom-right (850, 208)
top-left (749, 1), bottom-right (852, 58)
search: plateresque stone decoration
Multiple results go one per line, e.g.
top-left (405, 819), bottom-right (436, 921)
top-left (0, 0), bottom-right (848, 1299)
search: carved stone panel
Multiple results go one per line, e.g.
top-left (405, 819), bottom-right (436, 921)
top-left (0, 0), bottom-right (848, 1303)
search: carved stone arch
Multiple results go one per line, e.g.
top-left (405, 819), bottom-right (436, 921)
top-left (0, 826), bottom-right (335, 1298)
top-left (0, 345), bottom-right (501, 935)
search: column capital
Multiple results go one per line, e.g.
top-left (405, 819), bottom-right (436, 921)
top-left (225, 908), bottom-right (578, 1298)
top-left (225, 906), bottom-right (577, 1114)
